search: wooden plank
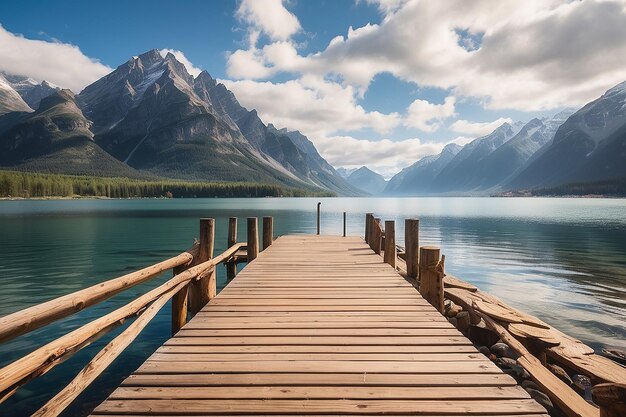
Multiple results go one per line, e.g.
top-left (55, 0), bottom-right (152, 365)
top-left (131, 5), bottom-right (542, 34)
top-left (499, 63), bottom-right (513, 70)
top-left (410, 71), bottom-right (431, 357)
top-left (147, 352), bottom-right (487, 362)
top-left (120, 372), bottom-right (518, 387)
top-left (109, 385), bottom-right (529, 400)
top-left (155, 344), bottom-right (479, 354)
top-left (164, 336), bottom-right (473, 346)
top-left (93, 399), bottom-right (546, 414)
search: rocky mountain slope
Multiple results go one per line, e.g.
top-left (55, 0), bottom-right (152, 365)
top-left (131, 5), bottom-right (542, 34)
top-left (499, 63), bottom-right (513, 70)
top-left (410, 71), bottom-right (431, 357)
top-left (509, 81), bottom-right (626, 190)
top-left (1, 72), bottom-right (60, 109)
top-left (0, 90), bottom-right (141, 177)
top-left (0, 73), bottom-right (32, 115)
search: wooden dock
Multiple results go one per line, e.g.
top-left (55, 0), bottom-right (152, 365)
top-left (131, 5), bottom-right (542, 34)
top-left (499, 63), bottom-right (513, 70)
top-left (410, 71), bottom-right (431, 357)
top-left (92, 235), bottom-right (546, 416)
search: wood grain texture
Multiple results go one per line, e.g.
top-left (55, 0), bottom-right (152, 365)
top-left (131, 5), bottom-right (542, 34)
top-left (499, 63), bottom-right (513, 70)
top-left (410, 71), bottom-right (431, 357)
top-left (92, 235), bottom-right (546, 416)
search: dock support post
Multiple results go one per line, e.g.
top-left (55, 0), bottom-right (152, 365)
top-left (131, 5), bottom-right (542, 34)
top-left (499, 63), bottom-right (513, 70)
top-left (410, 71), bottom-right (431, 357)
top-left (316, 202), bottom-right (321, 235)
top-left (343, 212), bottom-right (347, 237)
top-left (190, 218), bottom-right (214, 316)
top-left (247, 217), bottom-right (259, 262)
top-left (419, 246), bottom-right (444, 313)
top-left (263, 216), bottom-right (273, 250)
top-left (372, 218), bottom-right (383, 254)
top-left (365, 213), bottom-right (373, 243)
top-left (384, 220), bottom-right (396, 268)
top-left (405, 219), bottom-right (419, 279)
top-left (227, 217), bottom-right (237, 280)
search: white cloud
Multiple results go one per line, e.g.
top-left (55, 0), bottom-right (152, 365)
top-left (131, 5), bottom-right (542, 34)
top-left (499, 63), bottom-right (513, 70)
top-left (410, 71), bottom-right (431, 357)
top-left (236, 0), bottom-right (301, 43)
top-left (450, 117), bottom-right (512, 137)
top-left (0, 25), bottom-right (111, 92)
top-left (404, 96), bottom-right (456, 132)
top-left (317, 134), bottom-right (443, 178)
top-left (228, 0), bottom-right (626, 111)
top-left (160, 49), bottom-right (202, 77)
top-left (221, 76), bottom-right (401, 137)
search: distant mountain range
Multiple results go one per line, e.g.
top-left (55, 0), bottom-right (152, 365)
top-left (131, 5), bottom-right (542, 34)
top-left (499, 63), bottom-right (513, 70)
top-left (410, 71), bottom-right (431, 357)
top-left (0, 49), bottom-right (624, 197)
top-left (0, 50), bottom-right (361, 196)
top-left (342, 167), bottom-right (387, 195)
top-left (384, 81), bottom-right (626, 196)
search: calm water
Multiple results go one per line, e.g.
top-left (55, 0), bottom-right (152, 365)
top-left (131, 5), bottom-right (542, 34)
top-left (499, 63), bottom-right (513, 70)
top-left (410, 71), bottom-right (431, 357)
top-left (1, 197), bottom-right (625, 416)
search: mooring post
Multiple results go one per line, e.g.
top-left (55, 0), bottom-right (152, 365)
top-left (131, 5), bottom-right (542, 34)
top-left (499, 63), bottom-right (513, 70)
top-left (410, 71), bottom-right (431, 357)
top-left (263, 216), bottom-right (273, 250)
top-left (405, 218), bottom-right (419, 280)
top-left (372, 218), bottom-right (383, 254)
top-left (365, 213), bottom-right (373, 243)
top-left (190, 218), bottom-right (214, 316)
top-left (316, 202), bottom-right (321, 235)
top-left (247, 217), bottom-right (259, 262)
top-left (384, 220), bottom-right (396, 268)
top-left (343, 212), bottom-right (347, 237)
top-left (227, 217), bottom-right (237, 280)
top-left (419, 246), bottom-right (444, 313)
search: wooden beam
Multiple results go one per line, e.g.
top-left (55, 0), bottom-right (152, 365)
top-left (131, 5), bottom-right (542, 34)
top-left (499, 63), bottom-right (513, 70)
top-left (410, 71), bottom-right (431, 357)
top-left (592, 383), bottom-right (626, 417)
top-left (262, 216), bottom-right (273, 250)
top-left (247, 217), bottom-right (259, 262)
top-left (384, 220), bottom-right (396, 268)
top-left (343, 212), bottom-right (347, 237)
top-left (405, 219), bottom-right (419, 279)
top-left (365, 213), bottom-right (373, 244)
top-left (419, 246), bottom-right (443, 313)
top-left (372, 218), bottom-right (383, 254)
top-left (316, 202), bottom-right (321, 235)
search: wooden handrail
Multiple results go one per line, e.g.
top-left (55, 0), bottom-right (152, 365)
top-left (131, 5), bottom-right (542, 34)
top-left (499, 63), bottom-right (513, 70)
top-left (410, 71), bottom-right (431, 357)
top-left (0, 242), bottom-right (245, 403)
top-left (32, 280), bottom-right (187, 417)
top-left (0, 243), bottom-right (198, 344)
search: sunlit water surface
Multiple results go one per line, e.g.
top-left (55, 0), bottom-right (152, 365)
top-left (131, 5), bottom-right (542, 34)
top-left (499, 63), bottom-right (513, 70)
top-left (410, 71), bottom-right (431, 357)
top-left (1, 197), bottom-right (625, 416)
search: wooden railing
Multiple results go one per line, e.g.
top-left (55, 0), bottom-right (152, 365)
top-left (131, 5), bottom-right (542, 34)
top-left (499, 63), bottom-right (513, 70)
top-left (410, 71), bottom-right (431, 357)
top-left (0, 216), bottom-right (274, 417)
top-left (363, 213), bottom-right (626, 417)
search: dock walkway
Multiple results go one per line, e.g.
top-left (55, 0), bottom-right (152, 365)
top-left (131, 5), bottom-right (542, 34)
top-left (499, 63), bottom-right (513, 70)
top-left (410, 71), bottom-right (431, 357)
top-left (93, 235), bottom-right (546, 416)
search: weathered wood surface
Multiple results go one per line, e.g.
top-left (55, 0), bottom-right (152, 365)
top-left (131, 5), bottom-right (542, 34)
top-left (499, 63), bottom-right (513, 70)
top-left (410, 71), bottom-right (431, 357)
top-left (92, 235), bottom-right (546, 417)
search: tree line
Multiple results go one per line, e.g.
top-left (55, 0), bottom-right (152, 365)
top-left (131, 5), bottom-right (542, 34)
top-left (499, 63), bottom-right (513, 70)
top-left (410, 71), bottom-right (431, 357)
top-left (0, 170), bottom-right (334, 198)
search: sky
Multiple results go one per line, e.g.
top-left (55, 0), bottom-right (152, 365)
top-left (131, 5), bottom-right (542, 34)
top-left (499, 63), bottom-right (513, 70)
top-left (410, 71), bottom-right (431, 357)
top-left (1, 0), bottom-right (626, 177)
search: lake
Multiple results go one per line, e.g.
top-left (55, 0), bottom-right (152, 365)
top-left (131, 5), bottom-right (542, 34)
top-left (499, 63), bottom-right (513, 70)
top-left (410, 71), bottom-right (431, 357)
top-left (1, 197), bottom-right (625, 416)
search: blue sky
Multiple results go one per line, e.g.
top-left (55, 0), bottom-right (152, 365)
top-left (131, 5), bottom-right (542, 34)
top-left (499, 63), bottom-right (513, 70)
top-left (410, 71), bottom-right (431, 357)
top-left (1, 0), bottom-right (626, 176)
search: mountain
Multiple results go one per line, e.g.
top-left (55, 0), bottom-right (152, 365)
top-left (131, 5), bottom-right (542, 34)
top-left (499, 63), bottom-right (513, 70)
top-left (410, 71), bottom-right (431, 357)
top-left (0, 90), bottom-right (141, 177)
top-left (432, 122), bottom-right (523, 192)
top-left (457, 111), bottom-right (574, 191)
top-left (0, 73), bottom-right (32, 115)
top-left (344, 167), bottom-right (387, 195)
top-left (509, 81), bottom-right (626, 190)
top-left (76, 50), bottom-right (359, 195)
top-left (384, 143), bottom-right (462, 195)
top-left (336, 167), bottom-right (357, 179)
top-left (1, 72), bottom-right (61, 109)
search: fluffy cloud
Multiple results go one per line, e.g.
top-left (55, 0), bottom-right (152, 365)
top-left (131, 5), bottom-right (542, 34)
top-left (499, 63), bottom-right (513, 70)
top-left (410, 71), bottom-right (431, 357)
top-left (0, 25), bottom-right (111, 92)
top-left (404, 96), bottom-right (456, 132)
top-left (317, 135), bottom-right (443, 178)
top-left (236, 0), bottom-right (301, 42)
top-left (221, 76), bottom-right (401, 136)
top-left (450, 117), bottom-right (513, 137)
top-left (228, 0), bottom-right (626, 111)
top-left (160, 49), bottom-right (202, 77)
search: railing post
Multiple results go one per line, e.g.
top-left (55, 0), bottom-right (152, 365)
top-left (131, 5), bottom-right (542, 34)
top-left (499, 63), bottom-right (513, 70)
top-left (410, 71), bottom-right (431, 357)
top-left (592, 383), bottom-right (626, 417)
top-left (372, 218), bottom-right (382, 254)
top-left (343, 212), bottom-right (346, 237)
top-left (247, 217), bottom-right (259, 262)
top-left (419, 246), bottom-right (444, 313)
top-left (263, 216), bottom-right (273, 250)
top-left (316, 202), bottom-right (321, 235)
top-left (405, 218), bottom-right (419, 279)
top-left (365, 213), bottom-right (373, 243)
top-left (226, 217), bottom-right (237, 280)
top-left (171, 264), bottom-right (189, 336)
top-left (384, 220), bottom-right (396, 268)
top-left (189, 218), bottom-right (214, 316)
